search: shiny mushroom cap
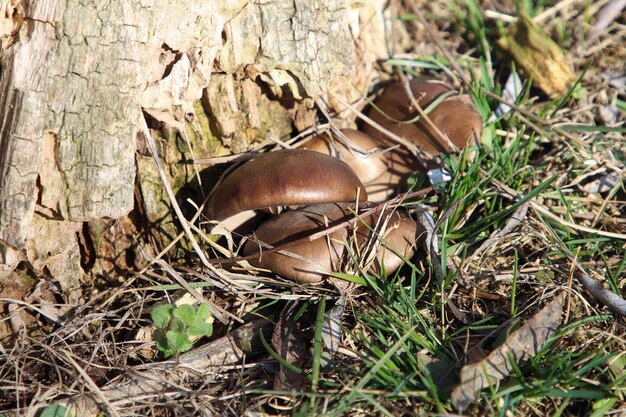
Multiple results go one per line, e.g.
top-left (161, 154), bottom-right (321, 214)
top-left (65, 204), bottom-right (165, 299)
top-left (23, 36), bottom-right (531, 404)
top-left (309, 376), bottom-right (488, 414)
top-left (363, 77), bottom-right (483, 155)
top-left (204, 149), bottom-right (368, 222)
top-left (243, 203), bottom-right (418, 283)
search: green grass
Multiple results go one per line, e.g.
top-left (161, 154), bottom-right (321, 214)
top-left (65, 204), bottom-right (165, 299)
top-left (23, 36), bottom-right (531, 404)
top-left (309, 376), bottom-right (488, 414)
top-left (288, 262), bottom-right (622, 415)
top-left (283, 3), bottom-right (626, 414)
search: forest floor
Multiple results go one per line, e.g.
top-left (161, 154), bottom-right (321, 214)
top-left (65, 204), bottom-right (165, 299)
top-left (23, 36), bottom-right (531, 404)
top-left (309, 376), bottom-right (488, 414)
top-left (1, 0), bottom-right (625, 416)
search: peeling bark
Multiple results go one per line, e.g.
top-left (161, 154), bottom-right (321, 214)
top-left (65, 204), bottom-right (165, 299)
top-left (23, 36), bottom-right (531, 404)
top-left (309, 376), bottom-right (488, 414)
top-left (0, 0), bottom-right (391, 295)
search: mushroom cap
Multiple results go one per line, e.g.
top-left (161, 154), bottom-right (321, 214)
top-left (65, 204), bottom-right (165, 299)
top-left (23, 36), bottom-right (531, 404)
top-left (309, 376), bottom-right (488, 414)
top-left (363, 77), bottom-right (483, 155)
top-left (302, 129), bottom-right (424, 202)
top-left (243, 203), bottom-right (418, 283)
top-left (302, 129), bottom-right (388, 184)
top-left (356, 208), bottom-right (418, 275)
top-left (377, 221), bottom-right (418, 273)
top-left (204, 149), bottom-right (368, 221)
top-left (243, 203), bottom-right (353, 284)
top-left (415, 95), bottom-right (483, 153)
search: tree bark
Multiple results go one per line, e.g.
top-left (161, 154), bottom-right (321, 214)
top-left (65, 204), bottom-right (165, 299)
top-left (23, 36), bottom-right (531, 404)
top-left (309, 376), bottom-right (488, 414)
top-left (0, 0), bottom-right (390, 300)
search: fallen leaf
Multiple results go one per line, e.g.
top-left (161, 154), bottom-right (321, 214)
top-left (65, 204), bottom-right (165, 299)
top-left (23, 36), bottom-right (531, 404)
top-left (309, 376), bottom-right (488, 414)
top-left (272, 303), bottom-right (309, 391)
top-left (322, 293), bottom-right (345, 354)
top-left (498, 14), bottom-right (576, 98)
top-left (451, 293), bottom-right (565, 411)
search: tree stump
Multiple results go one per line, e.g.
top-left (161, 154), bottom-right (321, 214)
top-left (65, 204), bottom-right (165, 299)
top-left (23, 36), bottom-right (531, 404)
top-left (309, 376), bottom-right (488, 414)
top-left (0, 0), bottom-right (391, 305)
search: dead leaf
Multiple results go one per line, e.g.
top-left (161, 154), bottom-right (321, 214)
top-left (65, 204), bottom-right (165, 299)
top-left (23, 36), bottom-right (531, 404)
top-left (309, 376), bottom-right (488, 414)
top-left (322, 293), bottom-right (345, 354)
top-left (498, 14), bottom-right (576, 98)
top-left (574, 270), bottom-right (626, 317)
top-left (451, 293), bottom-right (565, 411)
top-left (272, 303), bottom-right (309, 391)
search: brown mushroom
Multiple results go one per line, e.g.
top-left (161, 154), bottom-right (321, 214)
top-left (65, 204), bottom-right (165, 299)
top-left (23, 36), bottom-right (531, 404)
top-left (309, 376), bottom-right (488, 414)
top-left (356, 207), bottom-right (418, 274)
top-left (301, 129), bottom-right (417, 202)
top-left (243, 203), bottom-right (352, 284)
top-left (363, 77), bottom-right (483, 155)
top-left (301, 129), bottom-right (388, 184)
top-left (204, 149), bottom-right (368, 223)
top-left (243, 203), bottom-right (418, 283)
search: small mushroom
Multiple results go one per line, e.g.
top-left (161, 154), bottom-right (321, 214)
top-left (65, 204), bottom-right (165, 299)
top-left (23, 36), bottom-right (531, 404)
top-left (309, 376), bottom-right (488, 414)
top-left (363, 77), bottom-right (483, 155)
top-left (243, 203), bottom-right (418, 283)
top-left (357, 207), bottom-right (418, 274)
top-left (204, 149), bottom-right (368, 223)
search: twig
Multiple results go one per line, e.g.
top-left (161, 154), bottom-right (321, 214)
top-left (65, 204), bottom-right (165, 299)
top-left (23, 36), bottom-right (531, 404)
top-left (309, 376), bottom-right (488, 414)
top-left (531, 202), bottom-right (626, 240)
top-left (139, 112), bottom-right (231, 324)
top-left (534, 0), bottom-right (585, 23)
top-left (573, 270), bottom-right (626, 317)
top-left (468, 201), bottom-right (530, 262)
top-left (484, 10), bottom-right (516, 22)
top-left (63, 319), bottom-right (273, 416)
top-left (397, 72), bottom-right (457, 152)
top-left (0, 298), bottom-right (64, 326)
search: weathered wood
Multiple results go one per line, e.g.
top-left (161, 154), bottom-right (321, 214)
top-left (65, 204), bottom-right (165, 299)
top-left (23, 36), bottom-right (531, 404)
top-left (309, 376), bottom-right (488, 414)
top-left (63, 319), bottom-right (273, 417)
top-left (0, 0), bottom-right (389, 291)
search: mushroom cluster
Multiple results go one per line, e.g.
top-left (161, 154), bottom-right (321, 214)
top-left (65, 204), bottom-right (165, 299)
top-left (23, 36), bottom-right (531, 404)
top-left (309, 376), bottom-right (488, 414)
top-left (203, 76), bottom-right (483, 284)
